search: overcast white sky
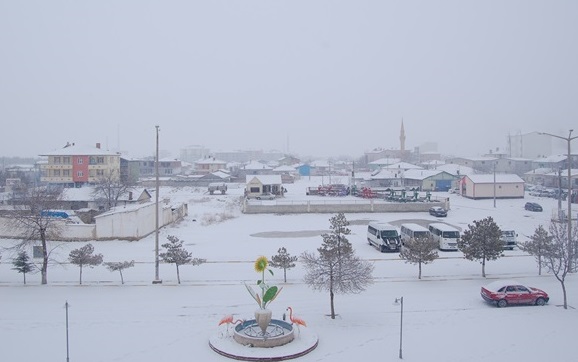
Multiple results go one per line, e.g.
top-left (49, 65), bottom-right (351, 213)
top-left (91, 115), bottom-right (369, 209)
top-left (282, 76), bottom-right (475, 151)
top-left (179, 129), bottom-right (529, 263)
top-left (1, 1), bottom-right (576, 159)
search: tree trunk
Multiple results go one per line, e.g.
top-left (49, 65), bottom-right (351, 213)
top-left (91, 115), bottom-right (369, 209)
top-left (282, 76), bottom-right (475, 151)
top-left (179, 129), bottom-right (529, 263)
top-left (120, 270), bottom-right (125, 284)
top-left (283, 268), bottom-right (287, 283)
top-left (482, 258), bottom-right (486, 278)
top-left (40, 234), bottom-right (48, 285)
top-left (330, 274), bottom-right (335, 319)
top-left (418, 262), bottom-right (422, 279)
top-left (538, 256), bottom-right (542, 275)
top-left (330, 289), bottom-right (335, 319)
top-left (23, 272), bottom-right (27, 285)
top-left (80, 264), bottom-right (83, 285)
top-left (176, 264), bottom-right (181, 284)
top-left (561, 279), bottom-right (567, 309)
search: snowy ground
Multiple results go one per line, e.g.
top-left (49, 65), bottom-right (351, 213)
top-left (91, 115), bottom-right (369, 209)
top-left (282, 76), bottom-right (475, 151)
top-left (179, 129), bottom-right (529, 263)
top-left (1, 177), bottom-right (577, 362)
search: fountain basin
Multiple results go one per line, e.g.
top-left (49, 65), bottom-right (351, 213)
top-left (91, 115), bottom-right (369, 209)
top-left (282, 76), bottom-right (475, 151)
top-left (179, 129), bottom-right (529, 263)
top-left (233, 319), bottom-right (294, 348)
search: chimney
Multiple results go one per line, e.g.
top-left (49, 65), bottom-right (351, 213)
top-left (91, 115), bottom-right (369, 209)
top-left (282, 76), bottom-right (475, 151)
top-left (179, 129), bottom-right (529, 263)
top-left (128, 191), bottom-right (133, 200)
top-left (96, 143), bottom-right (101, 149)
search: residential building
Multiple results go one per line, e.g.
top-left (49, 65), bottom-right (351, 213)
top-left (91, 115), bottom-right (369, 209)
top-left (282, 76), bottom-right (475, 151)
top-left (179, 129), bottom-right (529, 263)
top-left (39, 143), bottom-right (121, 187)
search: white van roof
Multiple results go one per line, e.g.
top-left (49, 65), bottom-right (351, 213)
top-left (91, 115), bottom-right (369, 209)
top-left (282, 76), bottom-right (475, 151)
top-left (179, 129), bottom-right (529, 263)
top-left (368, 221), bottom-right (396, 230)
top-left (400, 223), bottom-right (429, 232)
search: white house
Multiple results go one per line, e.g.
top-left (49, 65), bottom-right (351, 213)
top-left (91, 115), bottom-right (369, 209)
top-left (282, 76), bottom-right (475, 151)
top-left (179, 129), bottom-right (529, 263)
top-left (461, 174), bottom-right (525, 199)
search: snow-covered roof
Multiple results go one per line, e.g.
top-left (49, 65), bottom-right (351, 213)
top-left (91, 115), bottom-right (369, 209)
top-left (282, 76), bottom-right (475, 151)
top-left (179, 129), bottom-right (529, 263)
top-left (435, 164), bottom-right (476, 177)
top-left (402, 169), bottom-right (450, 181)
top-left (369, 158), bottom-right (400, 166)
top-left (243, 161), bottom-right (272, 170)
top-left (382, 162), bottom-right (422, 170)
top-left (532, 154), bottom-right (568, 163)
top-left (370, 169), bottom-right (400, 180)
top-left (273, 165), bottom-right (297, 172)
top-left (246, 175), bottom-right (282, 185)
top-left (195, 158), bottom-right (227, 165)
top-left (466, 174), bottom-right (524, 184)
top-left (40, 143), bottom-right (119, 156)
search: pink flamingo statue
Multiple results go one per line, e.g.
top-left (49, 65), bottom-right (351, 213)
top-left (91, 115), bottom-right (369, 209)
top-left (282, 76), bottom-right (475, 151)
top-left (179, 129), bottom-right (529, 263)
top-left (218, 314), bottom-right (244, 335)
top-left (286, 307), bottom-right (307, 335)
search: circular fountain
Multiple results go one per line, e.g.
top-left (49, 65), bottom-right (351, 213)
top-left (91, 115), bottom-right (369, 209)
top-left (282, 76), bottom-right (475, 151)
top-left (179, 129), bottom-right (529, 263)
top-left (209, 317), bottom-right (318, 361)
top-left (233, 319), bottom-right (294, 348)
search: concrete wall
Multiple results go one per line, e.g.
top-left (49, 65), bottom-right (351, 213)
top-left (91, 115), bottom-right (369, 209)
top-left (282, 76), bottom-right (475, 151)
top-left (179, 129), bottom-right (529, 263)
top-left (0, 201), bottom-right (187, 242)
top-left (243, 199), bottom-right (448, 214)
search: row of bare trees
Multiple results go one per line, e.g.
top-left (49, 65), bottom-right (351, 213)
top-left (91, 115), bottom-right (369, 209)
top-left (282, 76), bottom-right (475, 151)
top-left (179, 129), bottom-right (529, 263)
top-left (4, 171), bottom-right (135, 284)
top-left (397, 216), bottom-right (577, 309)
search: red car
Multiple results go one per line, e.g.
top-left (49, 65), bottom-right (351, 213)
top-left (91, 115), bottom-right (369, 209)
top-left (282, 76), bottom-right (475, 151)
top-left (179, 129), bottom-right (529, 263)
top-left (480, 280), bottom-right (549, 308)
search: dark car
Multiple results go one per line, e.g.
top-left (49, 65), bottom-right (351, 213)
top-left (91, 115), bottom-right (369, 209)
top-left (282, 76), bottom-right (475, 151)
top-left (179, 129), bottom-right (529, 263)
top-left (429, 206), bottom-right (447, 217)
top-left (481, 280), bottom-right (549, 308)
top-left (524, 202), bottom-right (543, 212)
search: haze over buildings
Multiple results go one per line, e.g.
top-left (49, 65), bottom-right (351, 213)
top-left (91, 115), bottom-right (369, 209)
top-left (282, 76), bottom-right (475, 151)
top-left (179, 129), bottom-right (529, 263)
top-left (1, 1), bottom-right (576, 159)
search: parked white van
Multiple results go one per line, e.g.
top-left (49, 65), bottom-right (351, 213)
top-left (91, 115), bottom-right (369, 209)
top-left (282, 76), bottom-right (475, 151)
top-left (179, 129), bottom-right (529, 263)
top-left (500, 229), bottom-right (518, 250)
top-left (400, 223), bottom-right (431, 245)
top-left (367, 222), bottom-right (401, 252)
top-left (428, 223), bottom-right (460, 251)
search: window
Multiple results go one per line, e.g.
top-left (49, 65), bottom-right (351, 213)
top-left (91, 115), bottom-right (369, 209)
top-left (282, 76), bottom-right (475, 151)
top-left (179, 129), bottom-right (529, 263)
top-left (63, 170), bottom-right (70, 177)
top-left (54, 157), bottom-right (61, 164)
top-left (77, 171), bottom-right (83, 177)
top-left (97, 157), bottom-right (105, 164)
top-left (96, 169), bottom-right (104, 176)
top-left (53, 170), bottom-right (60, 177)
top-left (63, 157), bottom-right (71, 164)
top-left (77, 158), bottom-right (83, 164)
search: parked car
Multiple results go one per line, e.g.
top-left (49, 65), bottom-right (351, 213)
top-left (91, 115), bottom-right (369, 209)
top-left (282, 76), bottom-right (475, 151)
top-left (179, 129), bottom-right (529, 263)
top-left (247, 192), bottom-right (276, 200)
top-left (480, 280), bottom-right (549, 308)
top-left (429, 206), bottom-right (447, 217)
top-left (524, 202), bottom-right (543, 212)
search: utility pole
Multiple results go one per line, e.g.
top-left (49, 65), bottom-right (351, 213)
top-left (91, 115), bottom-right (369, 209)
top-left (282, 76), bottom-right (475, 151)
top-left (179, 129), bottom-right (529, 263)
top-left (539, 130), bottom-right (578, 270)
top-left (153, 125), bottom-right (162, 284)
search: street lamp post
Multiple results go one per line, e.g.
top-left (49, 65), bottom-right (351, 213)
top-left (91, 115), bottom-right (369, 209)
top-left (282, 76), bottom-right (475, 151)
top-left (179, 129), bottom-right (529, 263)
top-left (394, 296), bottom-right (404, 359)
top-left (153, 125), bottom-right (162, 284)
top-left (539, 130), bottom-right (578, 269)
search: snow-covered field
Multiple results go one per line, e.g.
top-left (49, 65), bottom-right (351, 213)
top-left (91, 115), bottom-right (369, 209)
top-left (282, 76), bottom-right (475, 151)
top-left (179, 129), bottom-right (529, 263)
top-left (1, 177), bottom-right (577, 362)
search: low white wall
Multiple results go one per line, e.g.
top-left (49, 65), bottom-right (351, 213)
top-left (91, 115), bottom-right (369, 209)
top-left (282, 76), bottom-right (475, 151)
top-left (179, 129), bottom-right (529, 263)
top-left (0, 201), bottom-right (188, 242)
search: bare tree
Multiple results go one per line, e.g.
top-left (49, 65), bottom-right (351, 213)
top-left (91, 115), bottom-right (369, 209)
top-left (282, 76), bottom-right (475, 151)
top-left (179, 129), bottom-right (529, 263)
top-left (269, 247), bottom-right (298, 282)
top-left (301, 213), bottom-right (374, 319)
top-left (104, 260), bottom-right (135, 284)
top-left (92, 169), bottom-right (133, 210)
top-left (12, 251), bottom-right (35, 284)
top-left (458, 216), bottom-right (503, 277)
top-left (68, 243), bottom-right (103, 285)
top-left (520, 225), bottom-right (552, 275)
top-left (9, 185), bottom-right (64, 284)
top-left (160, 235), bottom-right (206, 284)
top-left (541, 222), bottom-right (578, 309)
top-left (399, 236), bottom-right (439, 279)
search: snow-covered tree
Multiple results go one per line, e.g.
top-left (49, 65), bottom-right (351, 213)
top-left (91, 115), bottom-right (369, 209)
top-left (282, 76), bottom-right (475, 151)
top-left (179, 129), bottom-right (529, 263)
top-left (269, 247), bottom-right (298, 282)
top-left (520, 225), bottom-right (552, 275)
top-left (458, 216), bottom-right (503, 277)
top-left (301, 213), bottom-right (374, 319)
top-left (104, 260), bottom-right (135, 284)
top-left (399, 236), bottom-right (439, 279)
top-left (541, 222), bottom-right (578, 309)
top-left (12, 250), bottom-right (35, 284)
top-left (68, 243), bottom-right (103, 285)
top-left (9, 185), bottom-right (64, 284)
top-left (160, 235), bottom-right (206, 284)
top-left (92, 169), bottom-right (133, 211)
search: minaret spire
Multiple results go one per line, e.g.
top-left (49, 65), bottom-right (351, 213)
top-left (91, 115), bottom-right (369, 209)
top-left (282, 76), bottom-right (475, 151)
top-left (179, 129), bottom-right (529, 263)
top-left (400, 118), bottom-right (406, 152)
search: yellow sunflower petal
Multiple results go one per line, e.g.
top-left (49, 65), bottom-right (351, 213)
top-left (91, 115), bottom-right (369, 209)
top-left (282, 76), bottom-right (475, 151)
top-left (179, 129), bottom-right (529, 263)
top-left (254, 256), bottom-right (268, 273)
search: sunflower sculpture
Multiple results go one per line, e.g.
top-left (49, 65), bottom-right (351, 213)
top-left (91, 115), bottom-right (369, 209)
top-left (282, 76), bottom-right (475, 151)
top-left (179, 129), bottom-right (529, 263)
top-left (245, 256), bottom-right (282, 310)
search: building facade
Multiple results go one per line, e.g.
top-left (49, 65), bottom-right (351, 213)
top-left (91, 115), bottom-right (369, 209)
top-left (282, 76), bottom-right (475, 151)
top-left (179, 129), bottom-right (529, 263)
top-left (40, 143), bottom-right (121, 186)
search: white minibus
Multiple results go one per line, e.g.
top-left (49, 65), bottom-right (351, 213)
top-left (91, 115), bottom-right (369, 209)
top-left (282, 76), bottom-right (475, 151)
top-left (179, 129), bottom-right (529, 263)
top-left (428, 223), bottom-right (460, 251)
top-left (367, 222), bottom-right (401, 252)
top-left (400, 223), bottom-right (431, 245)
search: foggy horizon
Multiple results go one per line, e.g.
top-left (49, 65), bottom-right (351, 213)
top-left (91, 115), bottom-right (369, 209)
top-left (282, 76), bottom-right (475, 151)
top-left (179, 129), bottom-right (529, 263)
top-left (1, 1), bottom-right (576, 160)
